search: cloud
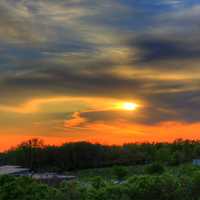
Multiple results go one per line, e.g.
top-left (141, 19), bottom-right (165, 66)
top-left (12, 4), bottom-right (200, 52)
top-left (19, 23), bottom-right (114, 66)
top-left (134, 38), bottom-right (200, 63)
top-left (0, 0), bottom-right (46, 43)
top-left (65, 112), bottom-right (87, 128)
top-left (0, 0), bottom-right (200, 129)
top-left (118, 4), bottom-right (200, 68)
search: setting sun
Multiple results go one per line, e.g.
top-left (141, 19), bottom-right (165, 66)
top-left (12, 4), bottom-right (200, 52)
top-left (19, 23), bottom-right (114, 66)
top-left (122, 102), bottom-right (138, 111)
top-left (0, 0), bottom-right (199, 153)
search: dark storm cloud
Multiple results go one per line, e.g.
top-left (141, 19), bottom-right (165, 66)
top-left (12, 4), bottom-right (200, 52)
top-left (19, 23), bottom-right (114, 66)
top-left (134, 38), bottom-right (200, 63)
top-left (1, 66), bottom-right (189, 102)
top-left (121, 3), bottom-right (200, 69)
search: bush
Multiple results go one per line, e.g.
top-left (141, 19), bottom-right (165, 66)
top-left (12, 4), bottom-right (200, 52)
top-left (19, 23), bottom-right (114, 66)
top-left (0, 176), bottom-right (61, 200)
top-left (112, 166), bottom-right (128, 181)
top-left (127, 174), bottom-right (181, 200)
top-left (3, 171), bottom-right (200, 200)
top-left (145, 163), bottom-right (165, 174)
top-left (59, 181), bottom-right (87, 200)
top-left (90, 176), bottom-right (106, 190)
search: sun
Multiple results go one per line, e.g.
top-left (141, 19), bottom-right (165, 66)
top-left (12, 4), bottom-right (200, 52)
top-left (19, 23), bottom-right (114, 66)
top-left (122, 102), bottom-right (138, 111)
top-left (114, 101), bottom-right (140, 111)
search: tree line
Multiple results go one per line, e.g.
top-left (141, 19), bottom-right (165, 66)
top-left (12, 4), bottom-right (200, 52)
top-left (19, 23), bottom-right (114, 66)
top-left (1, 138), bottom-right (200, 171)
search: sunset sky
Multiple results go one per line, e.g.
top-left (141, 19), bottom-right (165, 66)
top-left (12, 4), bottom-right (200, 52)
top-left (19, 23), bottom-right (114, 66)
top-left (1, 0), bottom-right (200, 151)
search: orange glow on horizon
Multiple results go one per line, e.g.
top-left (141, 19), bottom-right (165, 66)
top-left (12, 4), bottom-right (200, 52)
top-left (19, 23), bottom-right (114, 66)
top-left (1, 121), bottom-right (200, 152)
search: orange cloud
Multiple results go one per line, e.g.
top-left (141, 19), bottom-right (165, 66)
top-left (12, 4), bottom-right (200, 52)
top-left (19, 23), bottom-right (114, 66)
top-left (0, 96), bottom-right (129, 114)
top-left (65, 112), bottom-right (87, 128)
top-left (0, 97), bottom-right (78, 114)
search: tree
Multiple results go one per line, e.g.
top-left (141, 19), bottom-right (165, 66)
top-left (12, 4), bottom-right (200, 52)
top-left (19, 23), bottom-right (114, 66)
top-left (112, 166), bottom-right (128, 181)
top-left (145, 162), bottom-right (165, 174)
top-left (0, 176), bottom-right (61, 200)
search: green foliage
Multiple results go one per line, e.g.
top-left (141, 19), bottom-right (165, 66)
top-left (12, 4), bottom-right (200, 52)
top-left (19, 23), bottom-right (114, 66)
top-left (170, 151), bottom-right (185, 166)
top-left (90, 176), bottom-right (106, 189)
top-left (145, 162), bottom-right (165, 174)
top-left (189, 172), bottom-right (200, 200)
top-left (2, 139), bottom-right (200, 171)
top-left (154, 147), bottom-right (171, 163)
top-left (59, 181), bottom-right (87, 200)
top-left (112, 166), bottom-right (128, 180)
top-left (127, 174), bottom-right (181, 200)
top-left (3, 139), bottom-right (200, 199)
top-left (0, 176), bottom-right (61, 200)
top-left (3, 171), bottom-right (200, 200)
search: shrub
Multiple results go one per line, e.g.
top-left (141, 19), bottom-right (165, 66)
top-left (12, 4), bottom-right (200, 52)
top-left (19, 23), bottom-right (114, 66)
top-left (112, 166), bottom-right (128, 181)
top-left (145, 163), bottom-right (165, 174)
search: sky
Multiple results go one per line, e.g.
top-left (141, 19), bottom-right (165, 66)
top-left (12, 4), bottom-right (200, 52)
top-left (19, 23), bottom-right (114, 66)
top-left (1, 0), bottom-right (200, 151)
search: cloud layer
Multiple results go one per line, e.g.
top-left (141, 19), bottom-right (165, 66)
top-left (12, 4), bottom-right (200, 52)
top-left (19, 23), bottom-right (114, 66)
top-left (0, 0), bottom-right (200, 145)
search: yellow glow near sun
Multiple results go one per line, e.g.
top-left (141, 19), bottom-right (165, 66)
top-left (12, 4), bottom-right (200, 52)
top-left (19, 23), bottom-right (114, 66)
top-left (122, 102), bottom-right (138, 111)
top-left (114, 101), bottom-right (140, 111)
